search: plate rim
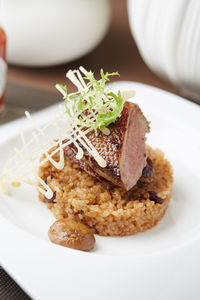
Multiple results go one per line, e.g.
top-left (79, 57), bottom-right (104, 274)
top-left (1, 81), bottom-right (200, 300)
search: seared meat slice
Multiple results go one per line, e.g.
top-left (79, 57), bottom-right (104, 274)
top-left (64, 102), bottom-right (150, 190)
top-left (64, 148), bottom-right (154, 185)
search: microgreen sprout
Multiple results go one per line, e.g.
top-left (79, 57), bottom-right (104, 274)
top-left (56, 67), bottom-right (123, 133)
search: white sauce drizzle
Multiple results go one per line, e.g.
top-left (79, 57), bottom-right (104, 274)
top-left (0, 67), bottom-right (115, 198)
top-left (0, 67), bottom-right (136, 198)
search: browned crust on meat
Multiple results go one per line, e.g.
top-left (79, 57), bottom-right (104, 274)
top-left (63, 147), bottom-right (154, 185)
top-left (64, 102), bottom-right (150, 190)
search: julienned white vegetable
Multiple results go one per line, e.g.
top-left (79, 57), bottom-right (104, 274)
top-left (56, 67), bottom-right (123, 133)
top-left (0, 67), bottom-right (126, 199)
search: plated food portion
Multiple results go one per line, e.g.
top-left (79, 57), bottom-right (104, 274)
top-left (0, 67), bottom-right (173, 251)
top-left (40, 145), bottom-right (172, 239)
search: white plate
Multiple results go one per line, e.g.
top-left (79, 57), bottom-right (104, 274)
top-left (0, 81), bottom-right (200, 300)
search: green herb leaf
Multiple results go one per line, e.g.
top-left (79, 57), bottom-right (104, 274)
top-left (56, 69), bottom-right (123, 133)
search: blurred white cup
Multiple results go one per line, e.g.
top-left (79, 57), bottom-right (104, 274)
top-left (1, 0), bottom-right (111, 67)
top-left (128, 0), bottom-right (200, 103)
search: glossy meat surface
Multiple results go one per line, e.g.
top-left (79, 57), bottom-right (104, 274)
top-left (64, 102), bottom-right (150, 190)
